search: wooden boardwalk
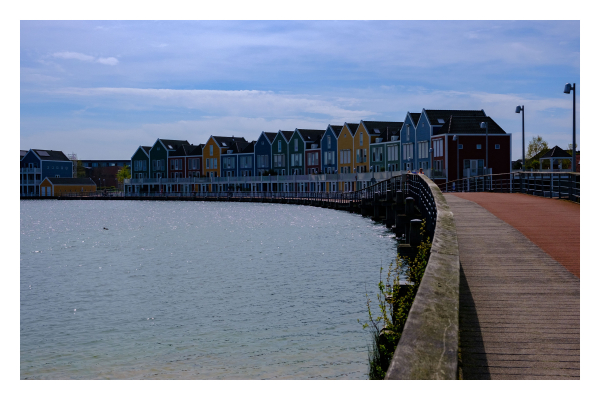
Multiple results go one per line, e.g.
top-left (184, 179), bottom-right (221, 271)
top-left (444, 194), bottom-right (580, 380)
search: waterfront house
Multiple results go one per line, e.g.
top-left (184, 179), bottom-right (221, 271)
top-left (366, 122), bottom-right (403, 174)
top-left (296, 129), bottom-right (324, 192)
top-left (131, 146), bottom-right (151, 180)
top-left (39, 177), bottom-right (97, 197)
top-left (148, 139), bottom-right (190, 194)
top-left (416, 109), bottom-right (487, 173)
top-left (271, 130), bottom-right (293, 177)
top-left (400, 112), bottom-right (421, 171)
top-left (434, 115), bottom-right (510, 183)
top-left (21, 149), bottom-right (73, 196)
top-left (255, 132), bottom-right (277, 177)
top-left (221, 138), bottom-right (250, 179)
top-left (321, 125), bottom-right (342, 175)
top-left (336, 123), bottom-right (358, 192)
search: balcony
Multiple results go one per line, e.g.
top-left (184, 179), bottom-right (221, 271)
top-left (20, 168), bottom-right (41, 174)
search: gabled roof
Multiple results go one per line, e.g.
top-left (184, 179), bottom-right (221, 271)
top-left (327, 125), bottom-right (343, 137)
top-left (190, 144), bottom-right (204, 156)
top-left (279, 130), bottom-right (294, 141)
top-left (423, 109), bottom-right (487, 126)
top-left (361, 121), bottom-right (404, 139)
top-left (43, 177), bottom-right (96, 186)
top-left (31, 149), bottom-right (71, 162)
top-left (261, 132), bottom-right (278, 144)
top-left (409, 113), bottom-right (421, 125)
top-left (344, 123), bottom-right (359, 135)
top-left (297, 129), bottom-right (325, 144)
top-left (435, 115), bottom-right (505, 135)
top-left (170, 144), bottom-right (197, 157)
top-left (211, 136), bottom-right (248, 149)
top-left (240, 141), bottom-right (256, 154)
top-left (540, 146), bottom-right (572, 159)
top-left (158, 139), bottom-right (190, 150)
top-left (141, 146), bottom-right (151, 155)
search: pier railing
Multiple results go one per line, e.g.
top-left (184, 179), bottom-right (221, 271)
top-left (438, 171), bottom-right (580, 203)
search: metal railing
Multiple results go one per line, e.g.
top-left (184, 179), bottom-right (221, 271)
top-left (438, 172), bottom-right (580, 203)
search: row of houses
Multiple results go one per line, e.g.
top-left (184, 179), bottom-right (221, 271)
top-left (126, 108), bottom-right (512, 194)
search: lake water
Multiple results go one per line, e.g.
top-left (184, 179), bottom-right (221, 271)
top-left (20, 200), bottom-right (398, 379)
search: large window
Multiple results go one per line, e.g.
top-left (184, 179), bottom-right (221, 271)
top-left (418, 141), bottom-right (429, 159)
top-left (433, 139), bottom-right (444, 157)
top-left (274, 154), bottom-right (285, 167)
top-left (387, 144), bottom-right (399, 161)
top-left (403, 143), bottom-right (414, 160)
top-left (291, 153), bottom-right (302, 167)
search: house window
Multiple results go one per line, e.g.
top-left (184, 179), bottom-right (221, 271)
top-left (359, 133), bottom-right (363, 146)
top-left (278, 140), bottom-right (282, 152)
top-left (294, 139), bottom-right (298, 152)
top-left (495, 144), bottom-right (500, 149)
top-left (458, 144), bottom-right (463, 149)
top-left (210, 145), bottom-right (213, 156)
top-left (476, 144), bottom-right (482, 149)
top-left (406, 126), bottom-right (410, 141)
top-left (327, 136), bottom-right (331, 149)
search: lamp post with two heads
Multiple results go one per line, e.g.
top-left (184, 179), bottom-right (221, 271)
top-left (515, 105), bottom-right (525, 170)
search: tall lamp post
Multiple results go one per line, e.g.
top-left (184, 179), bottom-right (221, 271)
top-left (515, 105), bottom-right (525, 170)
top-left (564, 83), bottom-right (577, 172)
top-left (480, 121), bottom-right (488, 173)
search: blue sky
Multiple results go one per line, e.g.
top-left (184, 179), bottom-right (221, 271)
top-left (20, 20), bottom-right (580, 160)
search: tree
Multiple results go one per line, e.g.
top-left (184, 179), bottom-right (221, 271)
top-left (526, 135), bottom-right (548, 160)
top-left (76, 160), bottom-right (87, 178)
top-left (116, 165), bottom-right (131, 183)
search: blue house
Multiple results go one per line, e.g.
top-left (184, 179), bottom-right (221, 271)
top-left (220, 137), bottom-right (249, 178)
top-left (320, 124), bottom-right (342, 174)
top-left (255, 131), bottom-right (277, 176)
top-left (20, 149), bottom-right (73, 196)
top-left (400, 112), bottom-right (421, 171)
top-left (238, 141), bottom-right (256, 178)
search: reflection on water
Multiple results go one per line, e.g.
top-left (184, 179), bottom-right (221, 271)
top-left (20, 200), bottom-right (397, 379)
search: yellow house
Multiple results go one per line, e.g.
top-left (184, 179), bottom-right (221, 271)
top-left (39, 177), bottom-right (97, 196)
top-left (202, 136), bottom-right (222, 179)
top-left (336, 123), bottom-right (358, 191)
top-left (353, 121), bottom-right (372, 175)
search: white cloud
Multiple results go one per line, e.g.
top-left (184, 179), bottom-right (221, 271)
top-left (97, 57), bottom-right (119, 66)
top-left (52, 51), bottom-right (119, 66)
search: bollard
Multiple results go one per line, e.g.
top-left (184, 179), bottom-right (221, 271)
top-left (386, 190), bottom-right (392, 202)
top-left (409, 219), bottom-right (422, 247)
top-left (405, 197), bottom-right (414, 217)
top-left (373, 193), bottom-right (380, 219)
top-left (396, 190), bottom-right (404, 207)
top-left (395, 214), bottom-right (405, 237)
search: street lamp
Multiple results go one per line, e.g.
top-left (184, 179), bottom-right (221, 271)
top-left (453, 135), bottom-right (459, 180)
top-left (515, 105), bottom-right (525, 170)
top-left (429, 147), bottom-right (433, 177)
top-left (564, 83), bottom-right (577, 172)
top-left (480, 121), bottom-right (488, 173)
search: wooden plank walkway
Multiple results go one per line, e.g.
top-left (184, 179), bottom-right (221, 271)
top-left (444, 194), bottom-right (580, 380)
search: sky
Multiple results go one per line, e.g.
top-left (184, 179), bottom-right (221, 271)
top-left (20, 20), bottom-right (580, 160)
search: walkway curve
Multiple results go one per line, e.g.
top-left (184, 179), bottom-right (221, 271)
top-left (448, 193), bottom-right (579, 278)
top-left (445, 194), bottom-right (580, 380)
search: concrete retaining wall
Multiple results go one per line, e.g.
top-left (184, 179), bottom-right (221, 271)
top-left (385, 175), bottom-right (460, 380)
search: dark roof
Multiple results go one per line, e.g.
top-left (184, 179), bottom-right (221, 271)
top-left (345, 123), bottom-right (359, 135)
top-left (159, 139), bottom-right (190, 150)
top-left (190, 144), bottom-right (204, 156)
top-left (297, 129), bottom-right (325, 143)
top-left (44, 177), bottom-right (96, 186)
top-left (328, 125), bottom-right (343, 137)
top-left (261, 132), bottom-right (278, 143)
top-left (279, 131), bottom-right (294, 141)
top-left (212, 136), bottom-right (248, 149)
top-left (540, 146), bottom-right (572, 159)
top-left (435, 116), bottom-right (506, 135)
top-left (31, 149), bottom-right (71, 162)
top-left (240, 141), bottom-right (256, 154)
top-left (362, 121), bottom-right (404, 138)
top-left (141, 146), bottom-right (152, 156)
top-left (170, 144), bottom-right (197, 157)
top-left (409, 113), bottom-right (421, 125)
top-left (424, 109), bottom-right (486, 126)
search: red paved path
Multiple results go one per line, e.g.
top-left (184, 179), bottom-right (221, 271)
top-left (448, 193), bottom-right (580, 278)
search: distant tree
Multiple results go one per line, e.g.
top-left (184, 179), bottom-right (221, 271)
top-left (530, 160), bottom-right (540, 170)
top-left (76, 160), bottom-right (87, 178)
top-left (116, 165), bottom-right (131, 183)
top-left (513, 161), bottom-right (522, 170)
top-left (567, 143), bottom-right (578, 153)
top-left (526, 135), bottom-right (549, 160)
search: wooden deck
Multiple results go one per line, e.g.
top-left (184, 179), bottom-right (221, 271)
top-left (444, 194), bottom-right (580, 380)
